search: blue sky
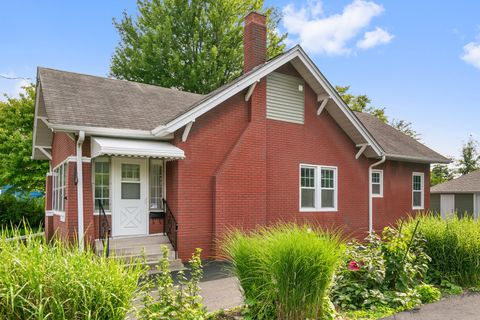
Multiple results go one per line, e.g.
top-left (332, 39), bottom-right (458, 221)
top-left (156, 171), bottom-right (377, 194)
top-left (1, 1), bottom-right (479, 160)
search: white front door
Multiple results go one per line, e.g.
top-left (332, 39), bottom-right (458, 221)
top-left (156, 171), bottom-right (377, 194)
top-left (112, 158), bottom-right (148, 236)
top-left (440, 194), bottom-right (455, 219)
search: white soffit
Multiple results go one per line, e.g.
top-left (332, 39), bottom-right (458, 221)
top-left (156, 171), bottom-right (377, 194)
top-left (91, 137), bottom-right (185, 159)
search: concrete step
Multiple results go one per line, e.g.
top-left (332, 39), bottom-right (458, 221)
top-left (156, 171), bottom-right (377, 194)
top-left (124, 258), bottom-right (185, 273)
top-left (114, 251), bottom-right (176, 263)
top-left (107, 244), bottom-right (173, 256)
top-left (95, 234), bottom-right (170, 252)
top-left (94, 234), bottom-right (183, 273)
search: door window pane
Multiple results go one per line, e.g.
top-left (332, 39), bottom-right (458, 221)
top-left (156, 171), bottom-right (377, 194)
top-left (122, 183), bottom-right (140, 199)
top-left (122, 164), bottom-right (140, 181)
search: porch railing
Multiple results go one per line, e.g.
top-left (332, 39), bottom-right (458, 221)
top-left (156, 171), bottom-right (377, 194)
top-left (162, 198), bottom-right (178, 259)
top-left (98, 200), bottom-right (111, 257)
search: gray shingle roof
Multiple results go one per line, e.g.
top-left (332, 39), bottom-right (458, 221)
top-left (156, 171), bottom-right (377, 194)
top-left (431, 170), bottom-right (480, 193)
top-left (38, 67), bottom-right (204, 131)
top-left (354, 111), bottom-right (450, 163)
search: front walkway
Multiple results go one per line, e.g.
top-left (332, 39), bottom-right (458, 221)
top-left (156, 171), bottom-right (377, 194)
top-left (194, 261), bottom-right (243, 312)
top-left (384, 292), bottom-right (480, 320)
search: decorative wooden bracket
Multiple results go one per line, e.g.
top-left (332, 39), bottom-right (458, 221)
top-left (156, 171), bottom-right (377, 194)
top-left (182, 121), bottom-right (194, 142)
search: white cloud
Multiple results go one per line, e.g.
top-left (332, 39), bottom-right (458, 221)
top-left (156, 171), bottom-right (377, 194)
top-left (0, 72), bottom-right (31, 101)
top-left (357, 27), bottom-right (394, 49)
top-left (461, 41), bottom-right (480, 70)
top-left (283, 0), bottom-right (391, 55)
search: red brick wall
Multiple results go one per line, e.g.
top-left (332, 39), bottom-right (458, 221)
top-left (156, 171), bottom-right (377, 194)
top-left (244, 12), bottom-right (267, 73)
top-left (171, 93), bottom-right (250, 260)
top-left (169, 67), bottom-right (431, 260)
top-left (49, 133), bottom-right (94, 246)
top-left (372, 161), bottom-right (430, 231)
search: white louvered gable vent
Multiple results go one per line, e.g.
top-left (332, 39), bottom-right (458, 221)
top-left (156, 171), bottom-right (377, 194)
top-left (266, 72), bottom-right (305, 124)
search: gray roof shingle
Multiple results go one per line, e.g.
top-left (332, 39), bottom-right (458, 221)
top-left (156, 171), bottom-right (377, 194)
top-left (431, 170), bottom-right (480, 193)
top-left (38, 67), bottom-right (204, 131)
top-left (37, 57), bottom-right (448, 164)
top-left (354, 111), bottom-right (450, 163)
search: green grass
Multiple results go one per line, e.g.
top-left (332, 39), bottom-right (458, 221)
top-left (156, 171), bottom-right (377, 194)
top-left (0, 226), bottom-right (146, 319)
top-left (223, 223), bottom-right (344, 320)
top-left (403, 214), bottom-right (480, 287)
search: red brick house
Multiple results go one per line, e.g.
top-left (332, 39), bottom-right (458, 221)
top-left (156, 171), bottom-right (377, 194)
top-left (32, 13), bottom-right (449, 261)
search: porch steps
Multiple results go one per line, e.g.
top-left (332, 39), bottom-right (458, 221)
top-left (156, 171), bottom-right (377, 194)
top-left (94, 234), bottom-right (184, 273)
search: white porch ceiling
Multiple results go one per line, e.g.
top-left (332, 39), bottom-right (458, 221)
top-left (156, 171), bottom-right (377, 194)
top-left (91, 137), bottom-right (185, 160)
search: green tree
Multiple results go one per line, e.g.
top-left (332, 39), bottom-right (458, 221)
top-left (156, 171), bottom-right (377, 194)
top-left (391, 119), bottom-right (420, 140)
top-left (336, 85), bottom-right (421, 140)
top-left (111, 0), bottom-right (287, 94)
top-left (0, 86), bottom-right (49, 192)
top-left (430, 164), bottom-right (453, 186)
top-left (336, 85), bottom-right (388, 122)
top-left (457, 136), bottom-right (479, 175)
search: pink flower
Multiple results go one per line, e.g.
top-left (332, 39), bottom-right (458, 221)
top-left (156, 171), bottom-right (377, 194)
top-left (348, 260), bottom-right (361, 271)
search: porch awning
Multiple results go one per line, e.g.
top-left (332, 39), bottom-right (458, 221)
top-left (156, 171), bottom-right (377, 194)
top-left (91, 137), bottom-right (185, 159)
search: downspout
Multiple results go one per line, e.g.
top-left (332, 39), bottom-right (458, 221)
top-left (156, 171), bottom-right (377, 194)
top-left (368, 155), bottom-right (386, 234)
top-left (76, 131), bottom-right (85, 251)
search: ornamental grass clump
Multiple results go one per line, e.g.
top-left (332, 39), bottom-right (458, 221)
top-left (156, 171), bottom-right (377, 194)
top-left (223, 223), bottom-right (344, 320)
top-left (0, 226), bottom-right (145, 319)
top-left (403, 214), bottom-right (480, 287)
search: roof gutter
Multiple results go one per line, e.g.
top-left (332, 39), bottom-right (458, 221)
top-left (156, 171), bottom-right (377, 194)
top-left (76, 130), bottom-right (85, 251)
top-left (385, 153), bottom-right (451, 164)
top-left (369, 156), bottom-right (386, 234)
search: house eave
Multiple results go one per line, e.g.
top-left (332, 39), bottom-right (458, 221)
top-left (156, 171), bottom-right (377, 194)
top-left (385, 153), bottom-right (451, 164)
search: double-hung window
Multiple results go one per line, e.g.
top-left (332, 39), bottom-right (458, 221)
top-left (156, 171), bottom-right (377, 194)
top-left (412, 172), bottom-right (424, 209)
top-left (300, 164), bottom-right (337, 211)
top-left (52, 162), bottom-right (67, 212)
top-left (371, 169), bottom-right (383, 197)
top-left (93, 158), bottom-right (111, 211)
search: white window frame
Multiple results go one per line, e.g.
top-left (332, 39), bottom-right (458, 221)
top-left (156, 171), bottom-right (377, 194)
top-left (149, 159), bottom-right (165, 212)
top-left (412, 172), bottom-right (424, 210)
top-left (299, 164), bottom-right (338, 212)
top-left (52, 161), bottom-right (67, 216)
top-left (371, 169), bottom-right (383, 198)
top-left (92, 157), bottom-right (111, 214)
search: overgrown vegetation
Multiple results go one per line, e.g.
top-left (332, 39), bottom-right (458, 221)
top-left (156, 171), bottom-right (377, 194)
top-left (404, 215), bottom-right (480, 287)
top-left (0, 227), bottom-right (144, 319)
top-left (331, 225), bottom-right (434, 312)
top-left (139, 247), bottom-right (208, 319)
top-left (0, 193), bottom-right (44, 231)
top-left (223, 224), bottom-right (344, 320)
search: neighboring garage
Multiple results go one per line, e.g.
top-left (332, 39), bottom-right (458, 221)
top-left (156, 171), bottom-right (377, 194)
top-left (430, 169), bottom-right (480, 218)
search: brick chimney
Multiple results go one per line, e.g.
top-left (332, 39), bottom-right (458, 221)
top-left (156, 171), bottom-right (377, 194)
top-left (243, 12), bottom-right (267, 73)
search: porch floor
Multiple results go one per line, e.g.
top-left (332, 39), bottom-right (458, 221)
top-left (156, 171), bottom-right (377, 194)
top-left (94, 234), bottom-right (184, 273)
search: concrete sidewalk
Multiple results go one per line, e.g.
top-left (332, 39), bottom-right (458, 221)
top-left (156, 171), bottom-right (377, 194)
top-left (177, 260), bottom-right (243, 312)
top-left (384, 293), bottom-right (480, 320)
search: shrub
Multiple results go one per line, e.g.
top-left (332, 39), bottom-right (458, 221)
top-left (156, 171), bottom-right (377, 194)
top-left (0, 193), bottom-right (44, 230)
top-left (139, 247), bottom-right (208, 320)
top-left (223, 224), bottom-right (344, 320)
top-left (0, 227), bottom-right (144, 319)
top-left (403, 214), bottom-right (480, 287)
top-left (331, 226), bottom-right (429, 311)
top-left (415, 284), bottom-right (441, 303)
